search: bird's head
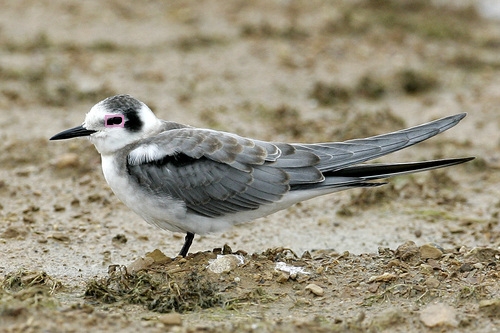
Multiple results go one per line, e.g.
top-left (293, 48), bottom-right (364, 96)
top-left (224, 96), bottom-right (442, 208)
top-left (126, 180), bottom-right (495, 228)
top-left (50, 94), bottom-right (162, 155)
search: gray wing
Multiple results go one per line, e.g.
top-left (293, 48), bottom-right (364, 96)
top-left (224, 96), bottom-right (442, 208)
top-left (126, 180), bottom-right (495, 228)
top-left (126, 113), bottom-right (469, 217)
top-left (126, 128), bottom-right (323, 218)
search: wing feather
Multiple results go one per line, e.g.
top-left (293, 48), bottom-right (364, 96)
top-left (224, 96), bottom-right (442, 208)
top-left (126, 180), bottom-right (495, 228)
top-left (125, 113), bottom-right (469, 219)
top-left (126, 128), bottom-right (321, 218)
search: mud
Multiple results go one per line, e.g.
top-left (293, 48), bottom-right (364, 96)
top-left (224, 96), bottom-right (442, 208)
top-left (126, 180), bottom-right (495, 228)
top-left (1, 1), bottom-right (499, 332)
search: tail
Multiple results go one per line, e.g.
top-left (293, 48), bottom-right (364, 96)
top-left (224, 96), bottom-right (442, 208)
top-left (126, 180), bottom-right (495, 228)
top-left (296, 113), bottom-right (469, 172)
top-left (289, 112), bottom-right (474, 191)
top-left (328, 157), bottom-right (474, 180)
top-left (291, 157), bottom-right (473, 191)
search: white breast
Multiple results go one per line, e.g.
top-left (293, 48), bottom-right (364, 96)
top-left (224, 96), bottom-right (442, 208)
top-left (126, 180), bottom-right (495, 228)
top-left (100, 154), bottom-right (189, 233)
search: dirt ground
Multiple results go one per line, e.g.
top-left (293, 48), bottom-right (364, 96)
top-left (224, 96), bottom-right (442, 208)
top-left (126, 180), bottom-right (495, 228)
top-left (1, 0), bottom-right (500, 332)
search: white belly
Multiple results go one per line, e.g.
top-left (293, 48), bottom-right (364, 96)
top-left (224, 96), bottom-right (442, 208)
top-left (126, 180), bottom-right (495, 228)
top-left (98, 155), bottom-right (343, 235)
top-left (100, 154), bottom-right (190, 233)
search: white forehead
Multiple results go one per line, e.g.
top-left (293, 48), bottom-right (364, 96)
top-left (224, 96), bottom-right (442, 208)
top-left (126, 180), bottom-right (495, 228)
top-left (84, 101), bottom-right (116, 128)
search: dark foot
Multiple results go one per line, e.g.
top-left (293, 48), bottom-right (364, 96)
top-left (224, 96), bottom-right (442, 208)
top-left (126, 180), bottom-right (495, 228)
top-left (178, 232), bottom-right (195, 257)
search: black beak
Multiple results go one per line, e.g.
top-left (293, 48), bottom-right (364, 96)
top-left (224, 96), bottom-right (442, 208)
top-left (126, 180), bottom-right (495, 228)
top-left (50, 125), bottom-right (97, 140)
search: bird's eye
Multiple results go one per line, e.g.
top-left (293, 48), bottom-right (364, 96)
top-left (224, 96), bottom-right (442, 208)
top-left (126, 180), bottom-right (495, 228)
top-left (104, 115), bottom-right (125, 128)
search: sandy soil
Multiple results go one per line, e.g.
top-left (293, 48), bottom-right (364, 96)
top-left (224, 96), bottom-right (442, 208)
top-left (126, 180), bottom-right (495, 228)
top-left (1, 0), bottom-right (500, 332)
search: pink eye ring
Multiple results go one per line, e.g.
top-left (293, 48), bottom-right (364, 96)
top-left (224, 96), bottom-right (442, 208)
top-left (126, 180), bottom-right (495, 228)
top-left (105, 114), bottom-right (125, 128)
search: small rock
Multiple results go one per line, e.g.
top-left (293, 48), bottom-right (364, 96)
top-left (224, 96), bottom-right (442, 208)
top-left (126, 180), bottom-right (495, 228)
top-left (53, 204), bottom-right (66, 212)
top-left (465, 247), bottom-right (499, 262)
top-left (50, 232), bottom-right (70, 242)
top-left (276, 272), bottom-right (289, 283)
top-left (37, 237), bottom-right (48, 244)
top-left (275, 262), bottom-right (310, 275)
top-left (146, 249), bottom-right (170, 264)
top-left (420, 303), bottom-right (458, 328)
top-left (426, 259), bottom-right (441, 270)
top-left (127, 256), bottom-right (154, 273)
top-left (371, 308), bottom-right (405, 329)
top-left (479, 299), bottom-right (500, 317)
top-left (420, 243), bottom-right (443, 259)
top-left (420, 264), bottom-right (434, 275)
top-left (459, 263), bottom-right (474, 272)
top-left (368, 272), bottom-right (397, 283)
top-left (425, 277), bottom-right (440, 288)
top-left (112, 234), bottom-right (128, 244)
top-left (395, 241), bottom-right (420, 264)
top-left (305, 283), bottom-right (324, 296)
top-left (87, 194), bottom-right (102, 202)
top-left (158, 313), bottom-right (182, 326)
top-left (207, 254), bottom-right (244, 274)
top-left (54, 153), bottom-right (80, 169)
top-left (473, 262), bottom-right (484, 270)
top-left (222, 244), bottom-right (233, 254)
top-left (368, 282), bottom-right (380, 293)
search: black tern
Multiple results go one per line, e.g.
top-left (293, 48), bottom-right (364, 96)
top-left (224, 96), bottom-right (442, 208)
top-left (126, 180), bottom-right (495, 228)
top-left (50, 94), bottom-right (474, 257)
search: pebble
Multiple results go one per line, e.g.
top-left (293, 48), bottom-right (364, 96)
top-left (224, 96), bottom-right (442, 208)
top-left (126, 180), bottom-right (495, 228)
top-left (420, 243), bottom-right (443, 259)
top-left (158, 313), bottom-right (182, 326)
top-left (465, 247), bottom-right (499, 262)
top-left (459, 263), bottom-right (474, 272)
top-left (112, 234), bottom-right (128, 244)
top-left (276, 272), bottom-right (289, 283)
top-left (50, 232), bottom-right (70, 242)
top-left (207, 254), bottom-right (244, 274)
top-left (368, 272), bottom-right (397, 283)
top-left (395, 241), bottom-right (420, 264)
top-left (420, 303), bottom-right (458, 327)
top-left (305, 283), bottom-right (324, 296)
top-left (127, 256), bottom-right (154, 273)
top-left (146, 249), bottom-right (170, 264)
top-left (478, 299), bottom-right (500, 317)
top-left (473, 262), bottom-right (484, 270)
top-left (420, 264), bottom-right (433, 275)
top-left (425, 277), bottom-right (440, 288)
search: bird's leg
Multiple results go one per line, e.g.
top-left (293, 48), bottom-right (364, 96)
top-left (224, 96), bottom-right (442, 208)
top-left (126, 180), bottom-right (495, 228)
top-left (178, 232), bottom-right (195, 257)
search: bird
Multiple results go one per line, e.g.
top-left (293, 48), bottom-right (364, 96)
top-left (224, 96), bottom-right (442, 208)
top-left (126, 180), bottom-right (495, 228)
top-left (50, 94), bottom-right (474, 257)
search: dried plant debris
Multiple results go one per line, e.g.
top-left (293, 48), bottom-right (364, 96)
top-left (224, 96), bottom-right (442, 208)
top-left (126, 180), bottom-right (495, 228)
top-left (84, 247), bottom-right (310, 313)
top-left (84, 266), bottom-right (223, 313)
top-left (0, 270), bottom-right (62, 315)
top-left (2, 270), bottom-right (62, 293)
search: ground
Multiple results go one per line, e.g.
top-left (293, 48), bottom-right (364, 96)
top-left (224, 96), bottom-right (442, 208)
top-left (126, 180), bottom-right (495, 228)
top-left (0, 0), bottom-right (500, 332)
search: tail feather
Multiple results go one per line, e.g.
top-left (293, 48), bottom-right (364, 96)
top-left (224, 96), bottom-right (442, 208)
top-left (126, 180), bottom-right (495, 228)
top-left (296, 113), bottom-right (468, 172)
top-left (328, 157), bottom-right (474, 180)
top-left (291, 157), bottom-right (473, 191)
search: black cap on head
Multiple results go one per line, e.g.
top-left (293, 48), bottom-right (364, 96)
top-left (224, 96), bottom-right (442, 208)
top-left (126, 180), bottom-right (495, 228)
top-left (102, 95), bottom-right (144, 132)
